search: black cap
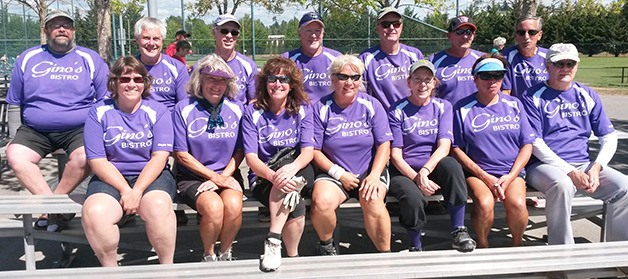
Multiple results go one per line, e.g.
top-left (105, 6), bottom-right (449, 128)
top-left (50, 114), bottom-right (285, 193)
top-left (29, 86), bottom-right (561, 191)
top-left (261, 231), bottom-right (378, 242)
top-left (298, 12), bottom-right (324, 29)
top-left (175, 30), bottom-right (191, 38)
top-left (447, 15), bottom-right (476, 32)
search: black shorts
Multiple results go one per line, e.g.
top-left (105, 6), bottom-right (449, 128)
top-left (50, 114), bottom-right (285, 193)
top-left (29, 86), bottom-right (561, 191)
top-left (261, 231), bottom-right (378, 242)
top-left (176, 170), bottom-right (244, 211)
top-left (251, 164), bottom-right (315, 220)
top-left (11, 124), bottom-right (84, 157)
top-left (86, 169), bottom-right (176, 201)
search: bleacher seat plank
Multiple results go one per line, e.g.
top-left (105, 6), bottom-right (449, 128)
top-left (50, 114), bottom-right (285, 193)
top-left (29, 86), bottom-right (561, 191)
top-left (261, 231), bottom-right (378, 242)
top-left (1, 241), bottom-right (627, 278)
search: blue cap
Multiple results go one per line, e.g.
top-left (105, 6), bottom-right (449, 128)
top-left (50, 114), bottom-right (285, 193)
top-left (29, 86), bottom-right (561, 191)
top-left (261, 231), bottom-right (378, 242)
top-left (299, 12), bottom-right (324, 29)
top-left (472, 58), bottom-right (507, 75)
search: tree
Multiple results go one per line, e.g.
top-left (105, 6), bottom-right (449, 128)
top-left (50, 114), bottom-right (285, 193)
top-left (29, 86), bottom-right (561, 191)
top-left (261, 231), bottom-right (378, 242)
top-left (15, 0), bottom-right (50, 44)
top-left (514, 0), bottom-right (539, 17)
top-left (94, 0), bottom-right (112, 62)
top-left (190, 0), bottom-right (308, 17)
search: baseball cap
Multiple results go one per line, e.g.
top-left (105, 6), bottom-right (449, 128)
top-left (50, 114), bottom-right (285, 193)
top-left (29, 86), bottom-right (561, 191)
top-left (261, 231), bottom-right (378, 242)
top-left (214, 14), bottom-right (241, 28)
top-left (45, 10), bottom-right (74, 26)
top-left (175, 30), bottom-right (191, 38)
top-left (447, 15), bottom-right (476, 32)
top-left (546, 43), bottom-right (580, 63)
top-left (472, 58), bottom-right (506, 75)
top-left (377, 7), bottom-right (401, 20)
top-left (409, 60), bottom-right (435, 76)
top-left (299, 12), bottom-right (324, 29)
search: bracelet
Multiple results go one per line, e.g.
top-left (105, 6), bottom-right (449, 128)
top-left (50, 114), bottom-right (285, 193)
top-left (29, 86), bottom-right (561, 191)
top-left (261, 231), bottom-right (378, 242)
top-left (421, 166), bottom-right (431, 174)
top-left (328, 164), bottom-right (346, 181)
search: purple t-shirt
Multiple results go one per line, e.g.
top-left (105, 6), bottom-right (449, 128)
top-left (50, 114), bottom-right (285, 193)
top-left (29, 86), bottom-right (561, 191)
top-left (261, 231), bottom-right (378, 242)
top-left (84, 99), bottom-right (174, 176)
top-left (453, 93), bottom-right (536, 176)
top-left (359, 44), bottom-right (424, 110)
top-left (141, 54), bottom-right (190, 111)
top-left (521, 82), bottom-right (614, 163)
top-left (282, 47), bottom-right (342, 103)
top-left (227, 52), bottom-right (258, 103)
top-left (501, 46), bottom-right (549, 98)
top-left (313, 92), bottom-right (393, 175)
top-left (7, 45), bottom-right (109, 132)
top-left (173, 97), bottom-right (244, 178)
top-left (388, 97), bottom-right (454, 170)
top-left (429, 49), bottom-right (483, 105)
top-left (242, 104), bottom-right (314, 185)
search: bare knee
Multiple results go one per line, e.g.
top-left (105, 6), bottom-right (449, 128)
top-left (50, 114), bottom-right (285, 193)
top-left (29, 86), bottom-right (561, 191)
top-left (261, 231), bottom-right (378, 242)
top-left (67, 148), bottom-right (88, 168)
top-left (197, 196), bottom-right (224, 221)
top-left (139, 191), bottom-right (173, 221)
top-left (473, 194), bottom-right (495, 215)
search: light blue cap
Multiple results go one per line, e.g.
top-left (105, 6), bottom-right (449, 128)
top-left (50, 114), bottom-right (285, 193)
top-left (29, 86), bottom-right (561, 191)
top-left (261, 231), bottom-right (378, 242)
top-left (472, 58), bottom-right (507, 75)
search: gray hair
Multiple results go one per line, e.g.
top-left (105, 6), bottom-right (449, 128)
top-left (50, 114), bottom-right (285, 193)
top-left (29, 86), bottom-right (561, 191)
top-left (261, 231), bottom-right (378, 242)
top-left (186, 54), bottom-right (238, 100)
top-left (515, 16), bottom-right (543, 30)
top-left (134, 17), bottom-right (167, 39)
top-left (493, 37), bottom-right (506, 48)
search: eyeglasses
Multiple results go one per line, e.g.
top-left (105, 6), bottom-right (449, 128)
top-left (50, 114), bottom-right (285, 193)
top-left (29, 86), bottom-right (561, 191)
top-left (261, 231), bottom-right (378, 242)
top-left (267, 75), bottom-right (291, 84)
top-left (48, 23), bottom-right (74, 30)
top-left (379, 21), bottom-right (402, 28)
top-left (515, 29), bottom-right (540, 36)
top-left (118, 76), bottom-right (145, 84)
top-left (552, 60), bottom-right (577, 69)
top-left (476, 72), bottom-right (505, 81)
top-left (334, 73), bottom-right (361, 81)
top-left (454, 29), bottom-right (474, 36)
top-left (411, 77), bottom-right (434, 84)
top-left (219, 28), bottom-right (240, 36)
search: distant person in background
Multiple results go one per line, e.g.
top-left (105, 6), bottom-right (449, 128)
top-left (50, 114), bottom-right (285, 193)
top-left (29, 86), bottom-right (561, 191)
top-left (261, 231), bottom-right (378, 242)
top-left (359, 6), bottom-right (424, 110)
top-left (429, 15), bottom-right (483, 106)
top-left (165, 29), bottom-right (191, 57)
top-left (134, 17), bottom-right (190, 111)
top-left (5, 10), bottom-right (109, 232)
top-left (491, 36), bottom-right (506, 54)
top-left (501, 16), bottom-right (548, 98)
top-left (209, 14), bottom-right (258, 103)
top-left (172, 40), bottom-right (192, 69)
top-left (521, 43), bottom-right (628, 245)
top-left (282, 12), bottom-right (341, 103)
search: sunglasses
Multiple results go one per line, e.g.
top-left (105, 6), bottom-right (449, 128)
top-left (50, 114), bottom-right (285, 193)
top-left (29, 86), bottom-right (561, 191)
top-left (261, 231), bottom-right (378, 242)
top-left (454, 29), bottom-right (474, 36)
top-left (515, 29), bottom-right (540, 36)
top-left (334, 73), bottom-right (361, 81)
top-left (552, 60), bottom-right (577, 69)
top-left (118, 76), bottom-right (145, 84)
top-left (219, 28), bottom-right (240, 36)
top-left (48, 23), bottom-right (74, 30)
top-left (267, 75), bottom-right (291, 84)
top-left (379, 21), bottom-right (402, 28)
top-left (476, 72), bottom-right (505, 81)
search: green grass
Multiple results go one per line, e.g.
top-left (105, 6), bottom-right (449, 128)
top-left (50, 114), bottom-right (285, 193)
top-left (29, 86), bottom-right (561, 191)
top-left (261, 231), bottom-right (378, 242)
top-left (571, 56), bottom-right (628, 88)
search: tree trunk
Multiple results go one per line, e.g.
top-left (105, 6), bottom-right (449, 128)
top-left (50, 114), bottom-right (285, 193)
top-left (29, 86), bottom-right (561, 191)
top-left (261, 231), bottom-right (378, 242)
top-left (516, 0), bottom-right (539, 17)
top-left (94, 0), bottom-right (112, 63)
top-left (39, 0), bottom-right (47, 44)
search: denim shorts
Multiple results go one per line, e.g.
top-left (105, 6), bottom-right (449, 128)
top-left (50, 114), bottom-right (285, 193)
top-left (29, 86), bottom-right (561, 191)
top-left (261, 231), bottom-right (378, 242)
top-left (86, 169), bottom-right (176, 201)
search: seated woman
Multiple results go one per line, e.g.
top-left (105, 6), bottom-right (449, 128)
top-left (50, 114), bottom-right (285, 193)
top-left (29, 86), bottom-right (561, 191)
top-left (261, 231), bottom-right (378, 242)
top-left (81, 56), bottom-right (176, 266)
top-left (172, 54), bottom-right (244, 262)
top-left (388, 60), bottom-right (475, 252)
top-left (310, 54), bottom-right (392, 255)
top-left (451, 55), bottom-right (534, 248)
top-left (242, 57), bottom-right (314, 272)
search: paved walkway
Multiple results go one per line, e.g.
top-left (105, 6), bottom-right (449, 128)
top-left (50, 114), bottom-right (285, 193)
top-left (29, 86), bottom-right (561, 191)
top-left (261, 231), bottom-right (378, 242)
top-left (1, 94), bottom-right (628, 271)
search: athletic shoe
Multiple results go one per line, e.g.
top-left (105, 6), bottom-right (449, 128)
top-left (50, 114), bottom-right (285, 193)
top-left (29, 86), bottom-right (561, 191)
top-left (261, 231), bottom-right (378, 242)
top-left (259, 238), bottom-right (282, 272)
top-left (217, 247), bottom-right (234, 261)
top-left (201, 254), bottom-right (217, 262)
top-left (315, 242), bottom-right (338, 255)
top-left (47, 213), bottom-right (75, 232)
top-left (409, 246), bottom-right (423, 252)
top-left (451, 226), bottom-right (476, 252)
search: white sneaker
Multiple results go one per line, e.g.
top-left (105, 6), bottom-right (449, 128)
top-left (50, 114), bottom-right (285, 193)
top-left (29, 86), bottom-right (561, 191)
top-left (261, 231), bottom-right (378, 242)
top-left (217, 247), bottom-right (234, 261)
top-left (259, 238), bottom-right (282, 272)
top-left (201, 254), bottom-right (217, 262)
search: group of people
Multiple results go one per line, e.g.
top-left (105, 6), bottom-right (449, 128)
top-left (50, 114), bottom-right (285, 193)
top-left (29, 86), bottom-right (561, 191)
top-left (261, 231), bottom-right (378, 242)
top-left (4, 6), bottom-right (628, 272)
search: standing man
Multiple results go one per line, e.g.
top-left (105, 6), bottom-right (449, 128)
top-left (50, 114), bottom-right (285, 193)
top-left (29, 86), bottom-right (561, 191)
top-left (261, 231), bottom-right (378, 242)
top-left (210, 14), bottom-right (257, 103)
top-left (5, 10), bottom-right (109, 231)
top-left (359, 7), bottom-right (424, 110)
top-left (429, 15), bottom-right (483, 105)
top-left (521, 43), bottom-right (628, 245)
top-left (281, 12), bottom-right (341, 103)
top-left (502, 16), bottom-right (548, 98)
top-left (134, 17), bottom-right (190, 111)
top-left (165, 30), bottom-right (191, 57)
